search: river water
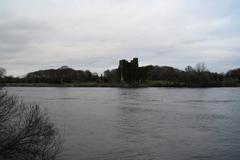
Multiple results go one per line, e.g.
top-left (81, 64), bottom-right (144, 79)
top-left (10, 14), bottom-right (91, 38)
top-left (7, 87), bottom-right (240, 160)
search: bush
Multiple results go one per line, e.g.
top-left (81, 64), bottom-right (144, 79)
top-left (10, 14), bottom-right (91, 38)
top-left (0, 89), bottom-right (63, 160)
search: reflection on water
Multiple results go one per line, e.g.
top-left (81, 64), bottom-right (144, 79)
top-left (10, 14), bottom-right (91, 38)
top-left (8, 87), bottom-right (240, 160)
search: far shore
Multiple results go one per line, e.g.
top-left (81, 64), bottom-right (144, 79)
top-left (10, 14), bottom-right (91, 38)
top-left (1, 81), bottom-right (240, 88)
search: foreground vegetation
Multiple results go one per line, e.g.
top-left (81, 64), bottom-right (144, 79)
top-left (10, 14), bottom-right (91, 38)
top-left (0, 88), bottom-right (63, 160)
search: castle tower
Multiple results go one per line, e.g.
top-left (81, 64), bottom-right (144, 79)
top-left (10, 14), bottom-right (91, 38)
top-left (118, 58), bottom-right (139, 82)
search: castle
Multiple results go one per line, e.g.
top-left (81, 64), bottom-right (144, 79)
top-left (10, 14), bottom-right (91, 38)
top-left (118, 58), bottom-right (140, 82)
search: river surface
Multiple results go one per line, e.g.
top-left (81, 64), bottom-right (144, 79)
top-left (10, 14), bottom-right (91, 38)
top-left (7, 87), bottom-right (240, 160)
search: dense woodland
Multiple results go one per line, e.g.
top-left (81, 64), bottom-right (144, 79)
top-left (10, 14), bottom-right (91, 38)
top-left (0, 61), bottom-right (240, 87)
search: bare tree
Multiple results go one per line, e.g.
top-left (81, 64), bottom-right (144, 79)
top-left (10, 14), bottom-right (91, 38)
top-left (195, 62), bottom-right (208, 73)
top-left (0, 89), bottom-right (63, 160)
top-left (0, 68), bottom-right (6, 78)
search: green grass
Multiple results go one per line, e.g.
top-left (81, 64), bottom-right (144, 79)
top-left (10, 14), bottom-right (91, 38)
top-left (0, 82), bottom-right (126, 88)
top-left (144, 80), bottom-right (186, 87)
top-left (1, 81), bottom-right (239, 88)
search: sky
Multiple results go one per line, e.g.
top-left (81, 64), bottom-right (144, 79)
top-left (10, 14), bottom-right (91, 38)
top-left (0, 0), bottom-right (240, 76)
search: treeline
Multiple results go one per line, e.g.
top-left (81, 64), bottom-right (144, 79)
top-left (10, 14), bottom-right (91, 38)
top-left (104, 63), bottom-right (240, 87)
top-left (0, 66), bottom-right (99, 84)
top-left (0, 63), bottom-right (240, 87)
top-left (25, 66), bottom-right (99, 83)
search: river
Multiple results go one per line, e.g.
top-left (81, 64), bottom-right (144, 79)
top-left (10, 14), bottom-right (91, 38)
top-left (7, 87), bottom-right (240, 160)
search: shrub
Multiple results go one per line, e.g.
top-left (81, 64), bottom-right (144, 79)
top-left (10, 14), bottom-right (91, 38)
top-left (0, 89), bottom-right (63, 160)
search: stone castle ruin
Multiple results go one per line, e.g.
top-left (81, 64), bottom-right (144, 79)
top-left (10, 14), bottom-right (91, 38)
top-left (118, 58), bottom-right (140, 83)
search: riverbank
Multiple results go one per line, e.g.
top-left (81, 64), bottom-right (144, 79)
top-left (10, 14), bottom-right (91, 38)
top-left (1, 80), bottom-right (240, 88)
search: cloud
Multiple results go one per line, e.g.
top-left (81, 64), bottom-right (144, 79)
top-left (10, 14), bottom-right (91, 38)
top-left (0, 0), bottom-right (239, 76)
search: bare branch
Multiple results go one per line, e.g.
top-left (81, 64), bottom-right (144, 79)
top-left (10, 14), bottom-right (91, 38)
top-left (0, 89), bottom-right (63, 160)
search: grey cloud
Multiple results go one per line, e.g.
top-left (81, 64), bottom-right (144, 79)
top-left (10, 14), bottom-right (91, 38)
top-left (0, 15), bottom-right (54, 47)
top-left (0, 0), bottom-right (240, 76)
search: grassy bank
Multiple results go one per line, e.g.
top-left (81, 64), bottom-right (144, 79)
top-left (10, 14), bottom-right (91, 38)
top-left (1, 81), bottom-right (240, 88)
top-left (0, 82), bottom-right (126, 88)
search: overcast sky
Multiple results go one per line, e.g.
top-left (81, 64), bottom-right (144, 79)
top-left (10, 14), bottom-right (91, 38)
top-left (0, 0), bottom-right (240, 76)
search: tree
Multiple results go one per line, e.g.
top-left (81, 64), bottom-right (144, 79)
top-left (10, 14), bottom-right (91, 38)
top-left (0, 89), bottom-right (63, 160)
top-left (104, 69), bottom-right (118, 82)
top-left (226, 68), bottom-right (240, 80)
top-left (0, 68), bottom-right (6, 78)
top-left (195, 62), bottom-right (208, 73)
top-left (185, 66), bottom-right (194, 73)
